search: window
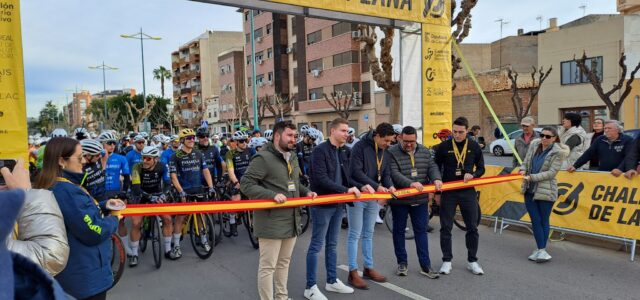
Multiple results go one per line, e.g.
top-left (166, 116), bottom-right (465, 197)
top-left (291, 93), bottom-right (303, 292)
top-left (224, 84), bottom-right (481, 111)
top-left (308, 59), bottom-right (323, 71)
top-left (292, 42), bottom-right (297, 61)
top-left (266, 23), bottom-right (272, 35)
top-left (268, 72), bottom-right (273, 82)
top-left (561, 56), bottom-right (603, 85)
top-left (244, 11), bottom-right (249, 21)
top-left (255, 51), bottom-right (264, 62)
top-left (384, 93), bottom-right (391, 107)
top-left (245, 33), bottom-right (250, 44)
top-left (291, 17), bottom-right (297, 36)
top-left (293, 68), bottom-right (298, 87)
top-left (561, 107), bottom-right (607, 132)
top-left (254, 27), bottom-right (263, 39)
top-left (247, 77), bottom-right (252, 86)
top-left (256, 74), bottom-right (264, 84)
top-left (333, 51), bottom-right (359, 67)
top-left (362, 81), bottom-right (371, 104)
top-left (309, 87), bottom-right (323, 100)
top-left (332, 22), bottom-right (358, 37)
top-left (267, 48), bottom-right (273, 59)
top-left (246, 55), bottom-right (251, 65)
top-left (361, 50), bottom-right (370, 72)
top-left (307, 30), bottom-right (322, 45)
top-left (333, 82), bottom-right (359, 96)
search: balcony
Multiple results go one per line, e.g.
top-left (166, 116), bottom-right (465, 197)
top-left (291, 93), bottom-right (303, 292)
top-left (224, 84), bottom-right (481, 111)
top-left (179, 102), bottom-right (196, 110)
top-left (180, 87), bottom-right (191, 94)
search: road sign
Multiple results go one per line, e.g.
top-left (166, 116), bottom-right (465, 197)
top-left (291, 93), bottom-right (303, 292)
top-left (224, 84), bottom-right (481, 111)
top-left (364, 114), bottom-right (369, 122)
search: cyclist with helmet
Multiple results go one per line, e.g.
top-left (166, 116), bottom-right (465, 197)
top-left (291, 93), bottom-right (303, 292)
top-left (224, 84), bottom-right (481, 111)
top-left (249, 137), bottom-right (268, 152)
top-left (128, 146), bottom-right (174, 265)
top-left (126, 135), bottom-right (147, 171)
top-left (346, 127), bottom-right (360, 149)
top-left (197, 127), bottom-right (223, 183)
top-left (37, 129), bottom-right (68, 170)
top-left (120, 133), bottom-right (137, 155)
top-left (80, 139), bottom-right (108, 201)
top-left (98, 132), bottom-right (131, 199)
top-left (160, 135), bottom-right (180, 167)
top-left (74, 127), bottom-right (89, 141)
top-left (263, 129), bottom-right (273, 142)
top-left (296, 127), bottom-right (319, 184)
top-left (224, 130), bottom-right (256, 236)
top-left (392, 124), bottom-right (403, 145)
top-left (168, 128), bottom-right (215, 258)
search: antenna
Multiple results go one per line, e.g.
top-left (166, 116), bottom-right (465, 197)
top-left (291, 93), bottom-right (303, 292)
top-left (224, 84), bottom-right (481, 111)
top-left (536, 15), bottom-right (543, 30)
top-left (495, 18), bottom-right (510, 68)
top-left (579, 4), bottom-right (587, 17)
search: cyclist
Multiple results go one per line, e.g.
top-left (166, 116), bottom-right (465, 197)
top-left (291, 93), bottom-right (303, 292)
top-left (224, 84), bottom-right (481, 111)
top-left (224, 130), bottom-right (256, 236)
top-left (197, 127), bottom-right (223, 183)
top-left (346, 127), bottom-right (360, 148)
top-left (296, 127), bottom-right (319, 184)
top-left (126, 134), bottom-right (146, 171)
top-left (161, 135), bottom-right (180, 168)
top-left (263, 129), bottom-right (273, 143)
top-left (128, 146), bottom-right (174, 265)
top-left (392, 124), bottom-right (403, 145)
top-left (168, 128), bottom-right (215, 259)
top-left (73, 127), bottom-right (90, 141)
top-left (98, 132), bottom-right (131, 199)
top-left (139, 132), bottom-right (150, 145)
top-left (79, 139), bottom-right (107, 201)
top-left (120, 133), bottom-right (136, 155)
top-left (248, 137), bottom-right (268, 152)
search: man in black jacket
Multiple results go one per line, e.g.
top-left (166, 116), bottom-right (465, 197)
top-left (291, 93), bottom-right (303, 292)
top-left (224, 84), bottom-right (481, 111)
top-left (435, 116), bottom-right (485, 276)
top-left (568, 120), bottom-right (633, 176)
top-left (624, 136), bottom-right (640, 178)
top-left (304, 118), bottom-right (360, 299)
top-left (388, 126), bottom-right (443, 279)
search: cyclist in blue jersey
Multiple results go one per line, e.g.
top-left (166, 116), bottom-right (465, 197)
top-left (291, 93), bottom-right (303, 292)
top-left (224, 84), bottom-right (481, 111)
top-left (297, 127), bottom-right (319, 185)
top-left (224, 130), bottom-right (256, 236)
top-left (197, 127), bottom-right (223, 183)
top-left (80, 139), bottom-right (107, 201)
top-left (126, 134), bottom-right (146, 171)
top-left (168, 128), bottom-right (215, 259)
top-left (160, 135), bottom-right (179, 167)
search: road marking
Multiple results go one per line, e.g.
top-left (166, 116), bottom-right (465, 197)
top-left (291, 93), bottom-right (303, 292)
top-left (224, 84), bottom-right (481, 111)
top-left (337, 265), bottom-right (431, 300)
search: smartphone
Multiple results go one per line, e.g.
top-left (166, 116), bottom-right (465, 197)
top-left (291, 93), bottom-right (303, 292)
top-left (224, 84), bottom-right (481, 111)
top-left (0, 159), bottom-right (17, 185)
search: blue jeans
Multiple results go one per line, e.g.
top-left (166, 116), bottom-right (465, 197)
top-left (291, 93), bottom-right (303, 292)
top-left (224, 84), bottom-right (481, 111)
top-left (306, 205), bottom-right (344, 289)
top-left (524, 193), bottom-right (554, 249)
top-left (391, 204), bottom-right (432, 268)
top-left (346, 200), bottom-right (378, 271)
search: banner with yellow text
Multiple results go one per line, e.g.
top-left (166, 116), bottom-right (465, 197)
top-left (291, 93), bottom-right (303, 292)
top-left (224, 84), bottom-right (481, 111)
top-left (0, 0), bottom-right (27, 160)
top-left (264, 0), bottom-right (427, 23)
top-left (477, 166), bottom-right (640, 240)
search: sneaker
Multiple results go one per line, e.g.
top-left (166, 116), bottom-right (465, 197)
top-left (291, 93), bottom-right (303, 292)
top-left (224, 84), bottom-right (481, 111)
top-left (325, 279), bottom-right (354, 294)
top-left (304, 284), bottom-right (327, 300)
top-left (528, 249), bottom-right (540, 261)
top-left (536, 249), bottom-right (552, 263)
top-left (164, 251), bottom-right (177, 260)
top-left (128, 255), bottom-right (138, 267)
top-left (169, 245), bottom-right (182, 260)
top-left (175, 245), bottom-right (182, 258)
top-left (202, 241), bottom-right (211, 252)
top-left (467, 262), bottom-right (484, 275)
top-left (426, 224), bottom-right (434, 233)
top-left (375, 214), bottom-right (384, 224)
top-left (420, 266), bottom-right (440, 279)
top-left (439, 262), bottom-right (452, 275)
top-left (230, 223), bottom-right (238, 237)
top-left (396, 264), bottom-right (408, 276)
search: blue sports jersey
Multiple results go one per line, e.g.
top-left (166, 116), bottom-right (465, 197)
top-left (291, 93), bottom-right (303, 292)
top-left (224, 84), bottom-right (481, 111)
top-left (160, 147), bottom-right (175, 168)
top-left (82, 161), bottom-right (106, 201)
top-left (126, 149), bottom-right (142, 172)
top-left (105, 153), bottom-right (130, 192)
top-left (169, 149), bottom-right (208, 191)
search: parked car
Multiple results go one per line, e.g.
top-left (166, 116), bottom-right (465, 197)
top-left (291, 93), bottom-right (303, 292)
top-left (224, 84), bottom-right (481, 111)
top-left (490, 128), bottom-right (542, 156)
top-left (624, 129), bottom-right (640, 140)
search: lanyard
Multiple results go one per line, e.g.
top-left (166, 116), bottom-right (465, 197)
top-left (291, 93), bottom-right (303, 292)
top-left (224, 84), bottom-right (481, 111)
top-left (375, 142), bottom-right (383, 183)
top-left (409, 152), bottom-right (415, 169)
top-left (452, 139), bottom-right (468, 169)
top-left (286, 160), bottom-right (293, 180)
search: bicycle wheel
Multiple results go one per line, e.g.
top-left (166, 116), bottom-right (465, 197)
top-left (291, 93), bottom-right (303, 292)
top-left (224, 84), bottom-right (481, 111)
top-left (189, 214), bottom-right (214, 259)
top-left (384, 206), bottom-right (415, 240)
top-left (299, 206), bottom-right (310, 235)
top-left (151, 217), bottom-right (162, 269)
top-left (110, 234), bottom-right (126, 288)
top-left (139, 217), bottom-right (149, 253)
top-left (210, 213), bottom-right (224, 245)
top-left (221, 212), bottom-right (232, 238)
top-left (243, 211), bottom-right (259, 249)
top-left (453, 202), bottom-right (481, 231)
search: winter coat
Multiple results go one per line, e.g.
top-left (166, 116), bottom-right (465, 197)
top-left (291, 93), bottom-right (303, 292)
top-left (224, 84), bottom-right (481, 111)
top-left (573, 134), bottom-right (634, 171)
top-left (6, 189), bottom-right (69, 276)
top-left (52, 170), bottom-right (119, 299)
top-left (624, 137), bottom-right (640, 172)
top-left (310, 141), bottom-right (352, 205)
top-left (520, 140), bottom-right (570, 202)
top-left (559, 126), bottom-right (588, 169)
top-left (388, 144), bottom-right (441, 205)
top-left (240, 142), bottom-right (310, 239)
top-left (513, 131), bottom-right (540, 167)
top-left (348, 130), bottom-right (394, 190)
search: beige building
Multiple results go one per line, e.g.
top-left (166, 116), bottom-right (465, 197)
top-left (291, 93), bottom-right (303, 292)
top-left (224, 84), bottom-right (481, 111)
top-left (538, 14), bottom-right (640, 130)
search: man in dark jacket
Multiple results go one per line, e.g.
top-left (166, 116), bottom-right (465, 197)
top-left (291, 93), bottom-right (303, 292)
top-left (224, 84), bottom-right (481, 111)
top-left (304, 118), bottom-right (360, 299)
top-left (241, 121), bottom-right (317, 300)
top-left (388, 126), bottom-right (442, 279)
top-left (435, 116), bottom-right (485, 276)
top-left (568, 120), bottom-right (633, 177)
top-left (346, 122), bottom-right (397, 290)
top-left (513, 117), bottom-right (540, 168)
top-left (624, 136), bottom-right (640, 178)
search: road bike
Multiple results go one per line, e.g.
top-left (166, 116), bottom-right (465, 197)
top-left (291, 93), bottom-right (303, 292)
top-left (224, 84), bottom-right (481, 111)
top-left (110, 234), bottom-right (125, 288)
top-left (138, 192), bottom-right (166, 269)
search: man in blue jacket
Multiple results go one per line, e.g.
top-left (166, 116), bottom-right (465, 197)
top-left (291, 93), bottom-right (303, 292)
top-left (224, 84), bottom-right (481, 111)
top-left (304, 118), bottom-right (360, 299)
top-left (347, 122), bottom-right (396, 290)
top-left (568, 120), bottom-right (633, 176)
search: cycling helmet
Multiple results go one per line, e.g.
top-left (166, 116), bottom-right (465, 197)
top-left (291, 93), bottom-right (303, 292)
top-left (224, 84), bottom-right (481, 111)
top-left (51, 128), bottom-right (68, 138)
top-left (141, 146), bottom-right (160, 157)
top-left (139, 132), bottom-right (149, 139)
top-left (80, 139), bottom-right (103, 156)
top-left (98, 131), bottom-right (117, 143)
top-left (348, 127), bottom-right (356, 136)
top-left (152, 134), bottom-right (164, 143)
top-left (179, 128), bottom-right (196, 139)
top-left (299, 125), bottom-right (310, 136)
top-left (170, 135), bottom-right (180, 142)
top-left (212, 134), bottom-right (220, 140)
top-left (196, 127), bottom-right (209, 138)
top-left (74, 128), bottom-right (89, 140)
top-left (392, 124), bottom-right (403, 135)
top-left (129, 132), bottom-right (137, 139)
top-left (161, 135), bottom-right (172, 144)
top-left (133, 134), bottom-right (146, 142)
top-left (249, 137), bottom-right (268, 149)
top-left (232, 130), bottom-right (249, 141)
top-left (263, 129), bottom-right (273, 141)
top-left (89, 132), bottom-right (98, 139)
top-left (435, 128), bottom-right (452, 141)
top-left (307, 128), bottom-right (321, 140)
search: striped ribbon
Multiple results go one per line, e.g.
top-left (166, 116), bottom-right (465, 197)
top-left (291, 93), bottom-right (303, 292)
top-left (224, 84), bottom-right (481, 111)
top-left (118, 174), bottom-right (522, 217)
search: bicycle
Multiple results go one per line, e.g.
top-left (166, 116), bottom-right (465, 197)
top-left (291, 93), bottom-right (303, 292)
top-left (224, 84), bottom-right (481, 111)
top-left (110, 234), bottom-right (126, 288)
top-left (215, 177), bottom-right (260, 249)
top-left (182, 190), bottom-right (215, 259)
top-left (137, 192), bottom-right (166, 269)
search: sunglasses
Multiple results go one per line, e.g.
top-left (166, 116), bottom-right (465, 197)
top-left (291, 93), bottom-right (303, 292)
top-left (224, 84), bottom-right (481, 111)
top-left (185, 136), bottom-right (196, 141)
top-left (136, 141), bottom-right (145, 144)
top-left (143, 157), bottom-right (154, 161)
top-left (106, 141), bottom-right (117, 146)
top-left (541, 134), bottom-right (556, 139)
top-left (237, 139), bottom-right (247, 144)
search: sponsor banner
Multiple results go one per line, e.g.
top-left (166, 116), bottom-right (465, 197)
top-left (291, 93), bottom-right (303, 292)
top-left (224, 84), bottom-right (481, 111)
top-left (0, 0), bottom-right (27, 160)
top-left (422, 0), bottom-right (451, 146)
top-left (477, 166), bottom-right (640, 240)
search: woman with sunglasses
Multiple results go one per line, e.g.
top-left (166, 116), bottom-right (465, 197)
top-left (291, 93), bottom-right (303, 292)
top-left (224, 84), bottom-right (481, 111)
top-left (519, 126), bottom-right (569, 263)
top-left (36, 137), bottom-right (123, 300)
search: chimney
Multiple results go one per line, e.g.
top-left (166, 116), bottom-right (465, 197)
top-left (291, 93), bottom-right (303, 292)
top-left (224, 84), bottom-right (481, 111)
top-left (548, 18), bottom-right (559, 31)
top-left (517, 28), bottom-right (524, 36)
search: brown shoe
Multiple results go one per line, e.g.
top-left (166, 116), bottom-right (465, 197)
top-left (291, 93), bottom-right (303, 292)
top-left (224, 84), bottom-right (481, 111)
top-left (363, 268), bottom-right (387, 283)
top-left (348, 270), bottom-right (369, 290)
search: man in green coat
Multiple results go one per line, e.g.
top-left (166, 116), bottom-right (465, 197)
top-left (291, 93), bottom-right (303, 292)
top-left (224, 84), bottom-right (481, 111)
top-left (241, 121), bottom-right (317, 300)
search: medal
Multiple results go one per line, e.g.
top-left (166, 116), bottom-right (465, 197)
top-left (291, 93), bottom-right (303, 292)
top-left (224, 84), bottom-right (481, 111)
top-left (452, 139), bottom-right (468, 178)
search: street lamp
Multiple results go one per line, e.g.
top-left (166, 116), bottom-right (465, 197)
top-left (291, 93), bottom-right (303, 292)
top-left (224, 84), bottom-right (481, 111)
top-left (121, 28), bottom-right (161, 132)
top-left (89, 62), bottom-right (118, 130)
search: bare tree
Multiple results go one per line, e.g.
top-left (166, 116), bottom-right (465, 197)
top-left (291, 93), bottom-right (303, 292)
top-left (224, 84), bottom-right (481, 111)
top-left (125, 99), bottom-right (156, 130)
top-left (507, 66), bottom-right (552, 123)
top-left (451, 0), bottom-right (478, 89)
top-left (323, 92), bottom-right (354, 119)
top-left (264, 94), bottom-right (292, 121)
top-left (575, 51), bottom-right (640, 120)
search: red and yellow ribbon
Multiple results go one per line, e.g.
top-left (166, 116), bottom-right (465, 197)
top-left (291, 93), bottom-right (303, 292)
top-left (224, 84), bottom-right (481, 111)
top-left (118, 174), bottom-right (522, 217)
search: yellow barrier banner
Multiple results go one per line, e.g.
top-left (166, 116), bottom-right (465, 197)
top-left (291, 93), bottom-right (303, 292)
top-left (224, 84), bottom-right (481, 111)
top-left (264, 0), bottom-right (427, 23)
top-left (0, 0), bottom-right (27, 160)
top-left (421, 0), bottom-right (451, 146)
top-left (477, 166), bottom-right (640, 240)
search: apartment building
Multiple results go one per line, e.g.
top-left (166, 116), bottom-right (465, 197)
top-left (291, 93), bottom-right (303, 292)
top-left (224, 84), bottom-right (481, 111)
top-left (218, 48), bottom-right (245, 134)
top-left (65, 90), bottom-right (93, 129)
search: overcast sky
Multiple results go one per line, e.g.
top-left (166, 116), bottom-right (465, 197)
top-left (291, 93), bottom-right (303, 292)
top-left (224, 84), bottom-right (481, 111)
top-left (22, 0), bottom-right (617, 118)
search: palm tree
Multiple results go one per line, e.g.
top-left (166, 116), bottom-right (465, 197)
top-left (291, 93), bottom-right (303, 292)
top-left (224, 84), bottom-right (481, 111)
top-left (153, 66), bottom-right (172, 98)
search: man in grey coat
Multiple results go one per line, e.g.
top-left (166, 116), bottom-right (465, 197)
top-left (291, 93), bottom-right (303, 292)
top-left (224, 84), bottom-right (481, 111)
top-left (388, 126), bottom-right (443, 278)
top-left (513, 117), bottom-right (540, 168)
